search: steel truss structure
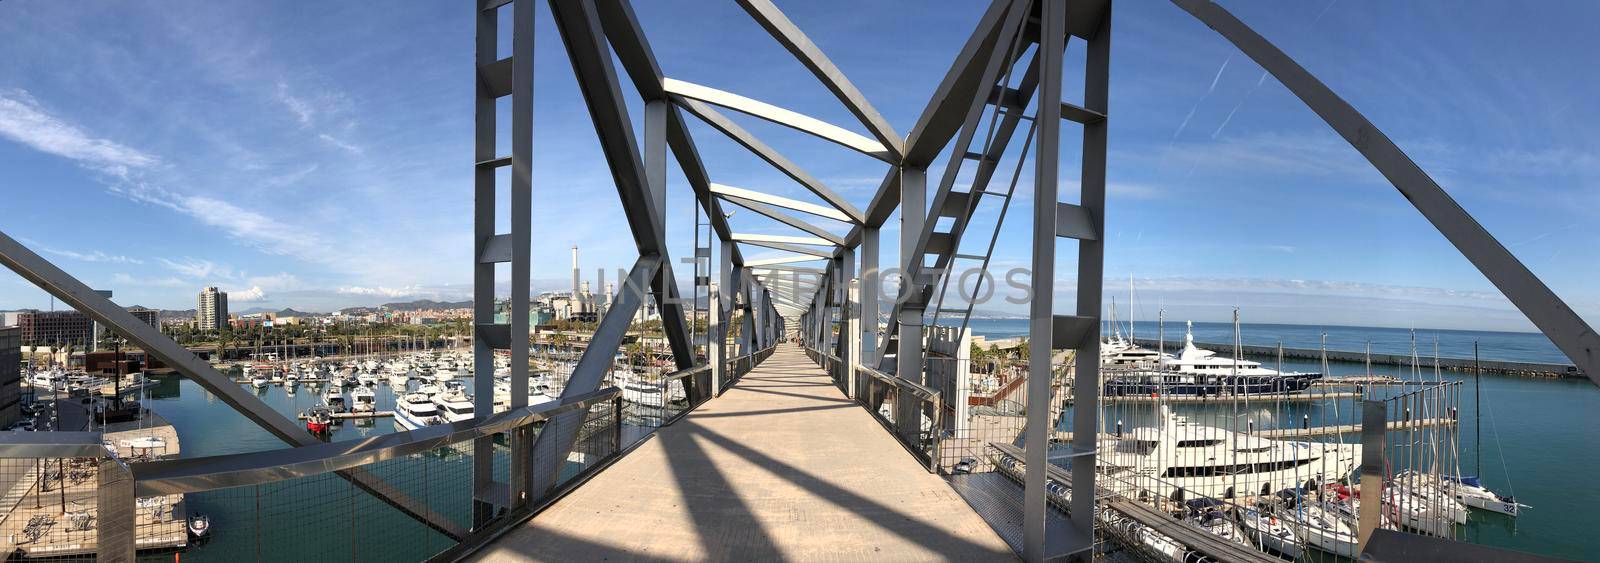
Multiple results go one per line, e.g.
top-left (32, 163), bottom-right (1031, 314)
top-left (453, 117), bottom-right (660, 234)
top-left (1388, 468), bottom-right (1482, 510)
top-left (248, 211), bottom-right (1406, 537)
top-left (1, 0), bottom-right (1598, 561)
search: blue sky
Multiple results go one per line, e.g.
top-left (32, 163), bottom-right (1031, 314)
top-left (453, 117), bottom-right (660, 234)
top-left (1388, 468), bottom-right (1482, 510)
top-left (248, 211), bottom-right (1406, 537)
top-left (0, 1), bottom-right (1596, 332)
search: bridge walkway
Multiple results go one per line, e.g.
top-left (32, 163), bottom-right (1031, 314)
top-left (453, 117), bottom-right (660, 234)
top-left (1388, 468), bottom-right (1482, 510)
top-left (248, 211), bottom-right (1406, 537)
top-left (470, 343), bottom-right (1014, 562)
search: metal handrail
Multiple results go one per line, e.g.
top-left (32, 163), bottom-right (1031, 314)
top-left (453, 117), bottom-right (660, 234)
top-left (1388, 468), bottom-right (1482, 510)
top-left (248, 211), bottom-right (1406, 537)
top-left (855, 364), bottom-right (941, 403)
top-left (0, 431), bottom-right (111, 459)
top-left (132, 387), bottom-right (622, 496)
top-left (661, 364), bottom-right (711, 382)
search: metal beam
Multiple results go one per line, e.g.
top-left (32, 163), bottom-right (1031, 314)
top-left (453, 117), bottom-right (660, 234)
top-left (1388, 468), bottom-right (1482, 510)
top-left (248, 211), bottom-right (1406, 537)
top-left (736, 239), bottom-right (835, 258)
top-left (676, 97), bottom-right (865, 223)
top-left (0, 230), bottom-right (468, 540)
top-left (594, 0), bottom-right (745, 267)
top-left (553, 0), bottom-right (660, 254)
top-left (1172, 0), bottom-right (1600, 384)
top-left (731, 232), bottom-right (837, 247)
top-left (709, 183), bottom-right (855, 223)
top-left (529, 255), bottom-right (659, 496)
top-left (664, 78), bottom-right (892, 162)
top-left (744, 254), bottom-right (826, 267)
top-left (734, 0), bottom-right (904, 160)
top-left (1025, 0), bottom-right (1066, 556)
top-left (719, 194), bottom-right (847, 245)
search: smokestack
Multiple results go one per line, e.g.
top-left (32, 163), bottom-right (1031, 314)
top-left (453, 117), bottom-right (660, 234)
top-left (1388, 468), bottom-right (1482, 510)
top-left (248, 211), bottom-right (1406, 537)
top-left (571, 244), bottom-right (580, 298)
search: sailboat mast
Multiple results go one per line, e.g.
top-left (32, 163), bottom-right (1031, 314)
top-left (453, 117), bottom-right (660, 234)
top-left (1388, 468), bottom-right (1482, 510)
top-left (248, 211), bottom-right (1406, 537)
top-left (1127, 274), bottom-right (1135, 344)
top-left (1475, 340), bottom-right (1481, 476)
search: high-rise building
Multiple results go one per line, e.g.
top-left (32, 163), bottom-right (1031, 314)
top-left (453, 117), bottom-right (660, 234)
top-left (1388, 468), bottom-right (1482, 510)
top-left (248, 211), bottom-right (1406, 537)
top-left (127, 306), bottom-right (160, 329)
top-left (197, 287), bottom-right (229, 330)
top-left (17, 310), bottom-right (92, 346)
top-left (0, 327), bottom-right (17, 428)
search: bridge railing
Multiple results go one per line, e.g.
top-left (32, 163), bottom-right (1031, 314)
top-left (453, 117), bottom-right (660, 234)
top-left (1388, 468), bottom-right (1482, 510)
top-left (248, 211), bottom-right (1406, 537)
top-left (806, 347), bottom-right (943, 472)
top-left (0, 347), bottom-right (781, 562)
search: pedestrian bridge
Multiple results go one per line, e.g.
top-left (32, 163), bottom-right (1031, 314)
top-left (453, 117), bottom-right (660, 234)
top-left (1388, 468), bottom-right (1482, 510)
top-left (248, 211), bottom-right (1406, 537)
top-left (470, 344), bottom-right (1013, 562)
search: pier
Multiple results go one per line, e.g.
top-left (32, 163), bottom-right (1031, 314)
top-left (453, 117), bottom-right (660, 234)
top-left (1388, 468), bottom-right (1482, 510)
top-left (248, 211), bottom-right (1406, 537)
top-left (296, 411), bottom-right (393, 420)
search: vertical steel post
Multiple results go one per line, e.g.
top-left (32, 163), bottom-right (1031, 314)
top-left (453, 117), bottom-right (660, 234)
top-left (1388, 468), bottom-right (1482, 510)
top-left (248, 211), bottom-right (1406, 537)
top-left (896, 167), bottom-right (927, 439)
top-left (861, 226), bottom-right (880, 369)
top-left (97, 458), bottom-right (135, 562)
top-left (713, 239), bottom-right (733, 395)
top-left (470, 0), bottom-right (500, 527)
top-left (506, 0), bottom-right (535, 509)
top-left (1359, 400), bottom-right (1387, 552)
top-left (1026, 0), bottom-right (1066, 558)
top-left (1069, 0), bottom-right (1111, 546)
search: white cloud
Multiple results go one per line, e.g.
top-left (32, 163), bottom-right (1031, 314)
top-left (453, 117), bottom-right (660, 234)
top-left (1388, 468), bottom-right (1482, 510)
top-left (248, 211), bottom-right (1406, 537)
top-left (277, 82), bottom-right (315, 126)
top-left (44, 248), bottom-right (144, 265)
top-left (317, 133), bottom-right (362, 155)
top-left (158, 257), bottom-right (234, 280)
top-left (228, 286), bottom-right (268, 302)
top-left (337, 285), bottom-right (420, 298)
top-left (0, 89), bottom-right (158, 176)
top-left (111, 273), bottom-right (188, 288)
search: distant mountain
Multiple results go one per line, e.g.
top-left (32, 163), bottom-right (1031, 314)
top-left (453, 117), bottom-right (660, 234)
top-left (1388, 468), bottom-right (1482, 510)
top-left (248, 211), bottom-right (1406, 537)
top-left (276, 308), bottom-right (321, 317)
top-left (158, 308), bottom-right (196, 320)
top-left (380, 299), bottom-right (472, 312)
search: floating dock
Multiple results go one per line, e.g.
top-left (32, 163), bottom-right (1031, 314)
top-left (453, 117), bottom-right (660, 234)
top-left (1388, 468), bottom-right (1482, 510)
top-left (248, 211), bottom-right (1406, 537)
top-left (297, 411), bottom-right (394, 420)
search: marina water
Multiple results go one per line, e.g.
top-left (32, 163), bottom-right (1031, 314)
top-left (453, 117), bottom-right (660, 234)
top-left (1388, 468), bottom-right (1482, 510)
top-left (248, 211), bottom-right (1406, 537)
top-left (971, 319), bottom-right (1598, 561)
top-left (134, 322), bottom-right (1597, 560)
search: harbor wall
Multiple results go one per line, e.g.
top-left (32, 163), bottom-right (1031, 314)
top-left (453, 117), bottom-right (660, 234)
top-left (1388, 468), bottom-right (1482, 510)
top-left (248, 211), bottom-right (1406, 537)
top-left (1131, 338), bottom-right (1582, 379)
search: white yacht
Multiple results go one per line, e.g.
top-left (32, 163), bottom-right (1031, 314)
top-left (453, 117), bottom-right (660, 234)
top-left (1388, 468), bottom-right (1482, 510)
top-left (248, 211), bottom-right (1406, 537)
top-left (394, 393), bottom-right (442, 431)
top-left (250, 374), bottom-right (271, 389)
top-left (432, 390), bottom-right (475, 424)
top-left (387, 372), bottom-right (409, 388)
top-left (1096, 407), bottom-right (1360, 501)
top-left (357, 371), bottom-right (378, 387)
top-left (1157, 322), bottom-right (1320, 394)
top-left (1400, 471), bottom-right (1522, 516)
top-left (1238, 505), bottom-right (1302, 559)
top-left (350, 386), bottom-right (376, 413)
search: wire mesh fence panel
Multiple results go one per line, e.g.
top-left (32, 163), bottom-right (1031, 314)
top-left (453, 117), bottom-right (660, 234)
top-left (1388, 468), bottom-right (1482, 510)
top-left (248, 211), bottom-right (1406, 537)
top-left (171, 444), bottom-right (477, 562)
top-left (0, 457), bottom-right (98, 563)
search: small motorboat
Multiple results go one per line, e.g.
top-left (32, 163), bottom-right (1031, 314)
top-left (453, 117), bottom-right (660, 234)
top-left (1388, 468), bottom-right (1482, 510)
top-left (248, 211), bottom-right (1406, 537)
top-left (351, 387), bottom-right (376, 413)
top-left (304, 406), bottom-right (333, 435)
top-left (188, 513), bottom-right (211, 539)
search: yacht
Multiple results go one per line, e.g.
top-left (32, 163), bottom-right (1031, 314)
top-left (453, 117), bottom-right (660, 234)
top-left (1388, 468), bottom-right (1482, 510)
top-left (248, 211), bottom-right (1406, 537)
top-left (394, 393), bottom-right (442, 431)
top-left (1237, 505), bottom-right (1302, 559)
top-left (1163, 322), bottom-right (1321, 392)
top-left (1104, 322), bottom-right (1320, 396)
top-left (1270, 487), bottom-right (1354, 558)
top-left (1096, 407), bottom-right (1360, 501)
top-left (350, 386), bottom-right (376, 413)
top-left (321, 388), bottom-right (346, 413)
top-left (433, 390), bottom-right (475, 424)
top-left (1402, 472), bottom-right (1522, 516)
top-left (1183, 499), bottom-right (1252, 548)
top-left (387, 372), bottom-right (409, 388)
top-left (357, 371), bottom-right (378, 387)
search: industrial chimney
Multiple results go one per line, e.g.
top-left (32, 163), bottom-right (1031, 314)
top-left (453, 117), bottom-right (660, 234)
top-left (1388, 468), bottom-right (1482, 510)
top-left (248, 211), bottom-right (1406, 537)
top-left (571, 244), bottom-right (580, 299)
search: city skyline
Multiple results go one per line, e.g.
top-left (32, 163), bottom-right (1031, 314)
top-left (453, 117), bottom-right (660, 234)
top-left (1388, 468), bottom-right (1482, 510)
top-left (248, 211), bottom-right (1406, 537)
top-left (1, 1), bottom-right (1597, 332)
